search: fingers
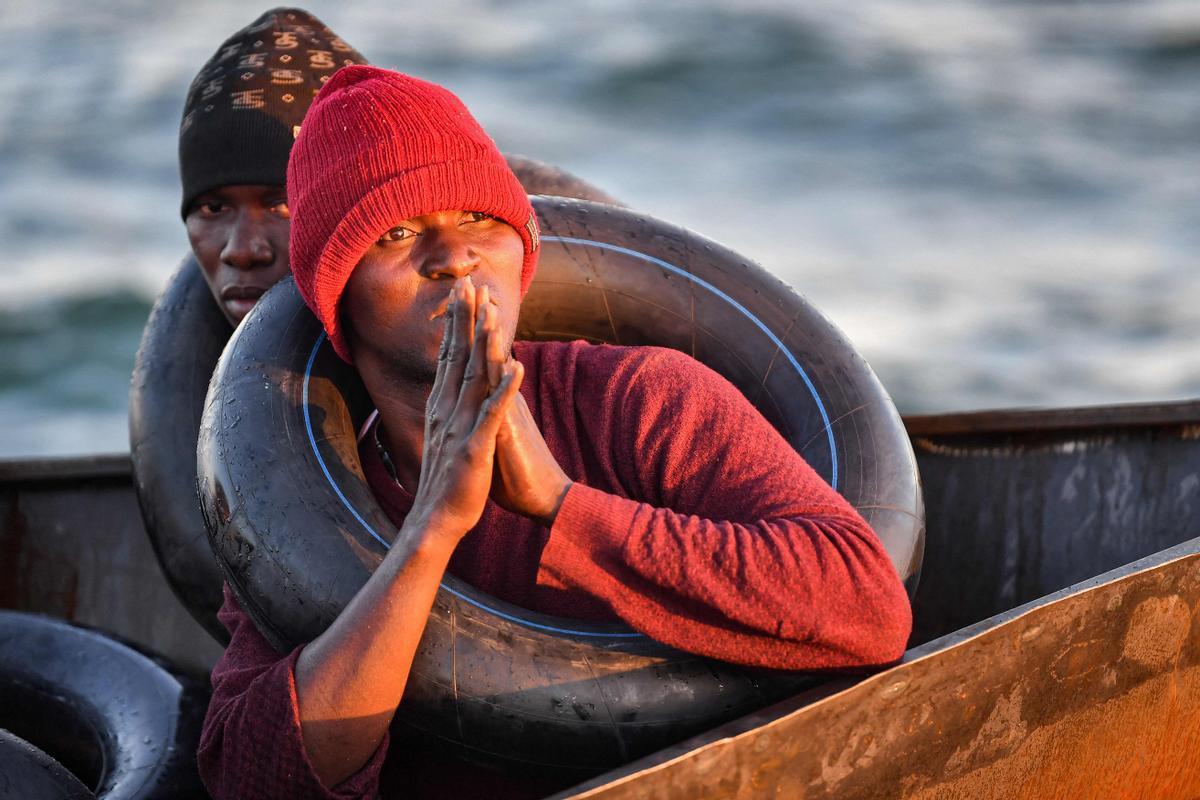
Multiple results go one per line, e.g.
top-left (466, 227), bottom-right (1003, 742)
top-left (425, 289), bottom-right (457, 420)
top-left (474, 360), bottom-right (524, 440)
top-left (455, 276), bottom-right (477, 353)
top-left (431, 277), bottom-right (476, 424)
top-left (469, 283), bottom-right (504, 392)
top-left (455, 284), bottom-right (492, 415)
top-left (429, 277), bottom-right (515, 453)
top-left (437, 290), bottom-right (455, 362)
top-left (485, 296), bottom-right (505, 392)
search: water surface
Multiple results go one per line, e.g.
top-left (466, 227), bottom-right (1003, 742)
top-left (2, 0), bottom-right (1198, 456)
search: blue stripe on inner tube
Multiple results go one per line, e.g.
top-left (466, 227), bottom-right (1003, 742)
top-left (302, 335), bottom-right (385, 548)
top-left (302, 236), bottom-right (837, 638)
top-left (544, 235), bottom-right (838, 490)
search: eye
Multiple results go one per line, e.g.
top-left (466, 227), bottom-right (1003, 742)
top-left (464, 211), bottom-right (495, 225)
top-left (377, 225), bottom-right (416, 244)
top-left (193, 199), bottom-right (226, 217)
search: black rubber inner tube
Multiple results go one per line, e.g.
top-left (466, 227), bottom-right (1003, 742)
top-left (0, 728), bottom-right (95, 800)
top-left (0, 611), bottom-right (210, 800)
top-left (196, 196), bottom-right (924, 779)
top-left (129, 254), bottom-right (230, 644)
top-left (506, 154), bottom-right (621, 206)
top-left (129, 158), bottom-right (622, 644)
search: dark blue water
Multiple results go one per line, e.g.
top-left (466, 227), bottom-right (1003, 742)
top-left (2, 0), bottom-right (1199, 456)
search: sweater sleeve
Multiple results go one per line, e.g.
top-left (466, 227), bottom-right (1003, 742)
top-left (197, 584), bottom-right (390, 800)
top-left (537, 347), bottom-right (912, 671)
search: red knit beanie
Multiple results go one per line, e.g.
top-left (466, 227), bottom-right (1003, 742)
top-left (287, 65), bottom-right (540, 361)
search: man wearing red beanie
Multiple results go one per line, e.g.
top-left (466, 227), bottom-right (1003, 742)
top-left (199, 65), bottom-right (912, 800)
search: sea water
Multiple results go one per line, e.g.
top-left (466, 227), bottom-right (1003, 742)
top-left (1, 0), bottom-right (1198, 456)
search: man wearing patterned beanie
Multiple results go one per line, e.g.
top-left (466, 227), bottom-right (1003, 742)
top-left (179, 7), bottom-right (367, 325)
top-left (198, 65), bottom-right (911, 799)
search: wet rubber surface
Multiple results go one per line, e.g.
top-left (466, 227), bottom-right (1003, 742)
top-left (0, 612), bottom-right (209, 800)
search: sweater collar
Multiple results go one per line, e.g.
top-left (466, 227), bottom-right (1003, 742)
top-left (358, 411), bottom-right (414, 527)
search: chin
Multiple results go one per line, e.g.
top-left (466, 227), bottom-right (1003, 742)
top-left (378, 345), bottom-right (439, 386)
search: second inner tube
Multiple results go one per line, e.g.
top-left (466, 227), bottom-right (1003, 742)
top-left (197, 197), bottom-right (923, 776)
top-left (0, 729), bottom-right (95, 800)
top-left (0, 611), bottom-right (210, 800)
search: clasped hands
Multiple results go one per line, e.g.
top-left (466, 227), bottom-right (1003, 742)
top-left (410, 276), bottom-right (572, 542)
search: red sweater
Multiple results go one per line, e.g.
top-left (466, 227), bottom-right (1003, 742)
top-left (198, 341), bottom-right (911, 799)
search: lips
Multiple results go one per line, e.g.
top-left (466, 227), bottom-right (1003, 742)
top-left (220, 285), bottom-right (268, 322)
top-left (220, 285), bottom-right (267, 302)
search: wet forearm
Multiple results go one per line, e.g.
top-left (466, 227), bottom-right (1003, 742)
top-left (294, 514), bottom-right (457, 788)
top-left (293, 277), bottom-right (519, 788)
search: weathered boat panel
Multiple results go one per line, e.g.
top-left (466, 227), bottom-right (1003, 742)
top-left (555, 538), bottom-right (1200, 799)
top-left (0, 455), bottom-right (223, 675)
top-left (909, 401), bottom-right (1200, 645)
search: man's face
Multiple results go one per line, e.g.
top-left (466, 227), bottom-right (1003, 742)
top-left (341, 210), bottom-right (525, 382)
top-left (185, 184), bottom-right (291, 326)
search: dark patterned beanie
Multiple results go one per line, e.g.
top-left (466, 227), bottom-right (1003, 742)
top-left (178, 7), bottom-right (368, 218)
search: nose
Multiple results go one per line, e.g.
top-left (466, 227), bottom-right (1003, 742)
top-left (418, 225), bottom-right (480, 281)
top-left (220, 208), bottom-right (275, 271)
